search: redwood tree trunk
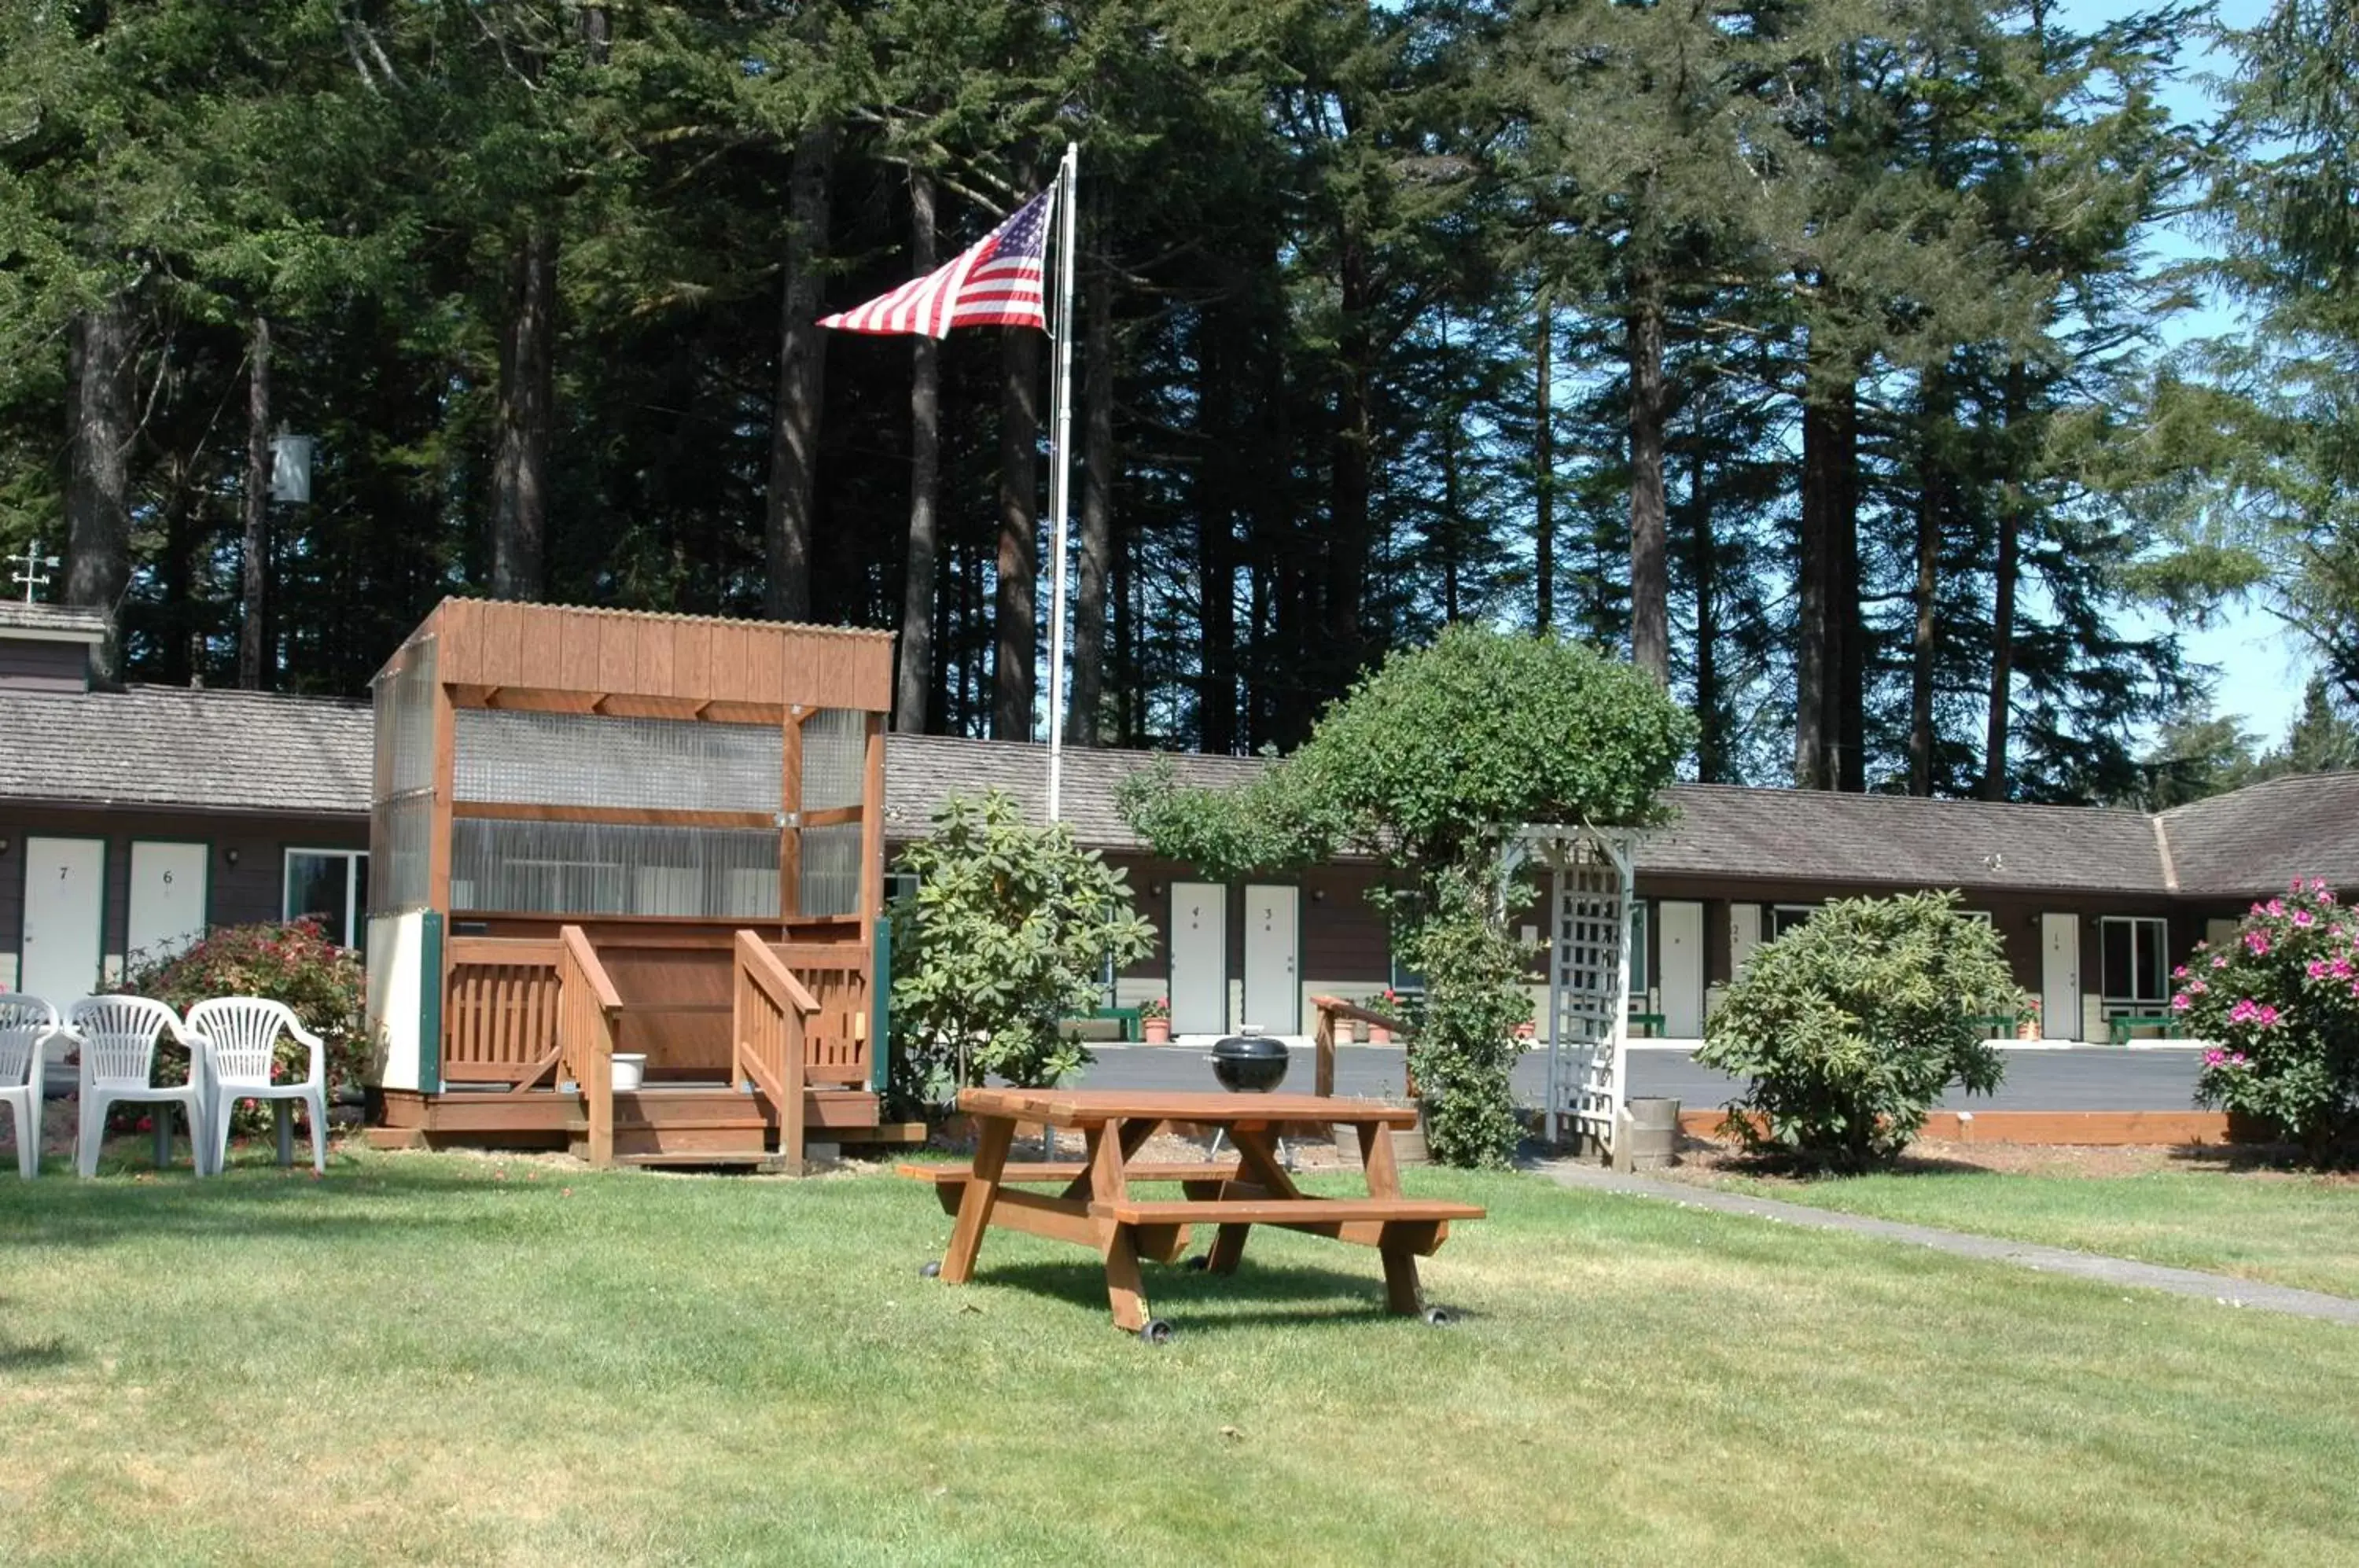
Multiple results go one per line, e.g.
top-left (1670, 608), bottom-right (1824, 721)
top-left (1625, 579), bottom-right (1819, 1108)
top-left (1985, 364), bottom-right (2026, 800)
top-left (993, 327), bottom-right (1041, 740)
top-left (1911, 377), bottom-right (1947, 797)
top-left (491, 226), bottom-right (556, 602)
top-left (1325, 228), bottom-right (1374, 692)
top-left (1534, 291), bottom-right (1555, 635)
top-left (240, 314), bottom-right (271, 690)
top-left (1197, 310), bottom-right (1238, 753)
top-left (894, 165), bottom-right (940, 733)
top-left (1069, 241), bottom-right (1115, 747)
top-left (767, 122), bottom-right (835, 622)
top-left (1794, 362), bottom-right (1835, 790)
top-left (1627, 271), bottom-right (1670, 683)
top-left (64, 298), bottom-right (136, 684)
top-left (1831, 379), bottom-right (1864, 793)
top-left (1689, 410), bottom-right (1720, 782)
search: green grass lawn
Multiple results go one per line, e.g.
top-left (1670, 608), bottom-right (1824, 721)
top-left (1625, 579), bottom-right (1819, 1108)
top-left (4, 1147), bottom-right (2357, 1566)
top-left (1694, 1159), bottom-right (2359, 1301)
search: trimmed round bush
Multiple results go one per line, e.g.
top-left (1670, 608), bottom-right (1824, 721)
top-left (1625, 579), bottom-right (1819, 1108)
top-left (1698, 892), bottom-right (2019, 1171)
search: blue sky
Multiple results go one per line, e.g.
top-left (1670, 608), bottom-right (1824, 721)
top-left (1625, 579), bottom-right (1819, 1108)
top-left (2069, 0), bottom-right (2313, 745)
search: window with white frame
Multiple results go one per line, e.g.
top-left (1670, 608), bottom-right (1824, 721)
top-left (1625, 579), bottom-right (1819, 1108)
top-left (1770, 904), bottom-right (1816, 940)
top-left (2101, 916), bottom-right (2170, 1006)
top-left (285, 849), bottom-right (370, 946)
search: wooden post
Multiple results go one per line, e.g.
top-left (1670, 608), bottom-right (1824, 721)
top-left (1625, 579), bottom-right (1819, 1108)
top-left (1313, 999), bottom-right (1336, 1099)
top-left (426, 641), bottom-right (457, 1089)
top-left (780, 707), bottom-right (804, 919)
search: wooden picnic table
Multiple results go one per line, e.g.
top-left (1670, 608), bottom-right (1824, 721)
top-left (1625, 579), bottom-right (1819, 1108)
top-left (903, 1088), bottom-right (1485, 1338)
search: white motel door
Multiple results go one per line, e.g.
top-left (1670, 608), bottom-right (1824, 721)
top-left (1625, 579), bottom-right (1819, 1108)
top-left (127, 841), bottom-right (209, 964)
top-left (1168, 882), bottom-right (1228, 1037)
top-left (21, 836), bottom-right (107, 1004)
top-left (1658, 900), bottom-right (1706, 1037)
top-left (2041, 913), bottom-right (2082, 1042)
top-left (1242, 885), bottom-right (1300, 1034)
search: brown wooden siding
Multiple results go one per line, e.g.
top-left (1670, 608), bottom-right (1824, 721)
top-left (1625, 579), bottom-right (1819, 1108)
top-left (1094, 854), bottom-right (1394, 986)
top-left (424, 599), bottom-right (895, 715)
top-left (0, 805), bottom-right (368, 970)
top-left (0, 638), bottom-right (89, 691)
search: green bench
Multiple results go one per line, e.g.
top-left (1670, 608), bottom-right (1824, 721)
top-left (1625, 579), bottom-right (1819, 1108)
top-left (2107, 1013), bottom-right (2181, 1046)
top-left (1627, 1013), bottom-right (1666, 1038)
top-left (1969, 1012), bottom-right (2026, 1039)
top-left (1060, 1006), bottom-right (1143, 1043)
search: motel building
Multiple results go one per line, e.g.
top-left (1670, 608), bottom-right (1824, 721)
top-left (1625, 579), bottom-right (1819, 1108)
top-left (6, 598), bottom-right (2357, 1062)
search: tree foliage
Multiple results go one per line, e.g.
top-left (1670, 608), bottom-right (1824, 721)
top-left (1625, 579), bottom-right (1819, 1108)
top-left (886, 791), bottom-right (1154, 1114)
top-left (1697, 893), bottom-right (2019, 1171)
top-left (0, 0), bottom-right (2260, 804)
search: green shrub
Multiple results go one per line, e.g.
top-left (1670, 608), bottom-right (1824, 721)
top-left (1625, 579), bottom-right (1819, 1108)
top-left (887, 792), bottom-right (1156, 1115)
top-left (116, 919), bottom-right (370, 1136)
top-left (1698, 893), bottom-right (2019, 1171)
top-left (2179, 878), bottom-right (2359, 1157)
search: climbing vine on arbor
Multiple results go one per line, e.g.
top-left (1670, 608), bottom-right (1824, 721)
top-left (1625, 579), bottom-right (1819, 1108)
top-left (1122, 626), bottom-right (1693, 1165)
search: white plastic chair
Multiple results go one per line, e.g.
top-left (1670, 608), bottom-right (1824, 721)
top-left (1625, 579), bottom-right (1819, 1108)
top-left (68, 996), bottom-right (211, 1179)
top-left (0, 993), bottom-right (65, 1178)
top-left (186, 998), bottom-right (329, 1175)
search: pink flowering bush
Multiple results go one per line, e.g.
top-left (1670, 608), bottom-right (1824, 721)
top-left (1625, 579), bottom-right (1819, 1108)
top-left (2177, 879), bottom-right (2359, 1157)
top-left (114, 921), bottom-right (370, 1136)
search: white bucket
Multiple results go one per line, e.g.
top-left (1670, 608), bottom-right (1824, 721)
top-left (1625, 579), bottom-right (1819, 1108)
top-left (610, 1054), bottom-right (647, 1092)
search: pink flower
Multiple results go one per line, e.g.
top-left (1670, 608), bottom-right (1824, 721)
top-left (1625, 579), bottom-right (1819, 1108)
top-left (2204, 1048), bottom-right (2225, 1066)
top-left (2295, 910), bottom-right (2317, 928)
top-left (2267, 900), bottom-right (2286, 918)
top-left (2172, 993), bottom-right (2192, 1011)
top-left (2311, 878), bottom-right (2329, 894)
top-left (2258, 1006), bottom-right (2280, 1026)
top-left (2309, 960), bottom-right (2331, 980)
top-left (2335, 958), bottom-right (2354, 979)
top-left (2247, 930), bottom-right (2272, 956)
top-left (2173, 964), bottom-right (2189, 979)
top-left (2214, 955), bottom-right (2230, 969)
top-left (2190, 979), bottom-right (2207, 994)
top-left (2231, 1051), bottom-right (2247, 1064)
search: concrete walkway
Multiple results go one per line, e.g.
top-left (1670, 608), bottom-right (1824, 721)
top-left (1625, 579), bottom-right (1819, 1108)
top-left (1534, 1159), bottom-right (2359, 1327)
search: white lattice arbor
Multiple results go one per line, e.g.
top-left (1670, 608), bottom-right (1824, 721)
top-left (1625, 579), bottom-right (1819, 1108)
top-left (1508, 826), bottom-right (1640, 1153)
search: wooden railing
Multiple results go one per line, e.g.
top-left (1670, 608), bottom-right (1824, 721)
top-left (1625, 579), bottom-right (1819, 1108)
top-left (768, 943), bottom-right (872, 1087)
top-left (1311, 994), bottom-right (1415, 1099)
top-left (443, 937), bottom-right (564, 1091)
top-left (732, 929), bottom-right (821, 1170)
top-left (557, 926), bottom-right (624, 1168)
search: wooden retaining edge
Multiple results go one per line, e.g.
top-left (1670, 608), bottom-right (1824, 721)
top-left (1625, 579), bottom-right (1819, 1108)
top-left (1676, 1109), bottom-right (2236, 1147)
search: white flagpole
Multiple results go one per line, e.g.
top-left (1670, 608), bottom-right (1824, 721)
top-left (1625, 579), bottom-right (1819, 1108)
top-left (1044, 142), bottom-right (1079, 824)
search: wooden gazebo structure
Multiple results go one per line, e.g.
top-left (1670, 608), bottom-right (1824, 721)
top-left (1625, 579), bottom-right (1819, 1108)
top-left (362, 599), bottom-right (901, 1169)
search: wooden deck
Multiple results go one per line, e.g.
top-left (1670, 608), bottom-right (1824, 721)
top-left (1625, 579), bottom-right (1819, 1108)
top-left (370, 1085), bottom-right (921, 1157)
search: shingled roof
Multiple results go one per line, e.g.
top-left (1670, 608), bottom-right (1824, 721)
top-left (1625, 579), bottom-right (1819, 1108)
top-left (2, 684), bottom-right (2351, 899)
top-left (0, 685), bottom-right (374, 817)
top-left (884, 733), bottom-right (1265, 850)
top-left (2159, 771), bottom-right (2359, 897)
top-left (1643, 782), bottom-right (2172, 893)
top-left (0, 603), bottom-right (108, 639)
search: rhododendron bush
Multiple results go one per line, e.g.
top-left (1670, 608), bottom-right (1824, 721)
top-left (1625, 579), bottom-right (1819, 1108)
top-left (2177, 880), bottom-right (2359, 1155)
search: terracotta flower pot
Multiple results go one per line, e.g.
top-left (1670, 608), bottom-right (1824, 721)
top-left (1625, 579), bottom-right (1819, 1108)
top-left (1369, 1025), bottom-right (1392, 1046)
top-left (1143, 1017), bottom-right (1171, 1043)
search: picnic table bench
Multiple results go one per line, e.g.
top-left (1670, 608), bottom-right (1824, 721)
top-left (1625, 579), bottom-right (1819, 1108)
top-left (905, 1088), bottom-right (1485, 1338)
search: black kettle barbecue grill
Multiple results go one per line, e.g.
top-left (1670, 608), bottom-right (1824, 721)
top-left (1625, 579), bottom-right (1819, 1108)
top-left (1208, 1032), bottom-right (1290, 1093)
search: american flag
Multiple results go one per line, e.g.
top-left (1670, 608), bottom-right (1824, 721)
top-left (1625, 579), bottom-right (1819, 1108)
top-left (819, 188), bottom-right (1052, 337)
